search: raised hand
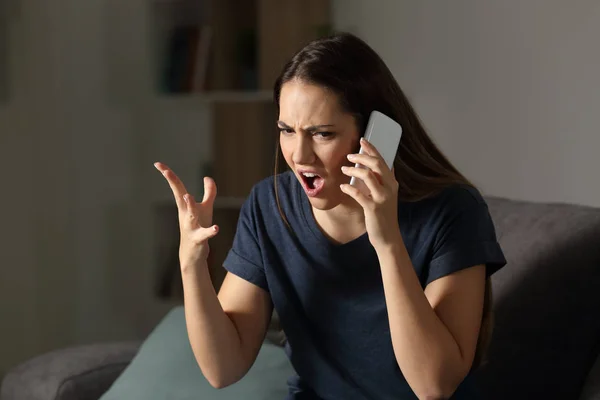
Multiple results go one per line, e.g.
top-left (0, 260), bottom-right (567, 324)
top-left (154, 162), bottom-right (219, 270)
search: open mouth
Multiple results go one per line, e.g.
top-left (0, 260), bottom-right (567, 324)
top-left (299, 171), bottom-right (325, 196)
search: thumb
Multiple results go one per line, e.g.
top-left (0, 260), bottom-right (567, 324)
top-left (202, 177), bottom-right (217, 204)
top-left (192, 225), bottom-right (219, 244)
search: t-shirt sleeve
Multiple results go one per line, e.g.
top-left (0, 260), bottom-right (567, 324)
top-left (222, 191), bottom-right (269, 292)
top-left (425, 190), bottom-right (507, 287)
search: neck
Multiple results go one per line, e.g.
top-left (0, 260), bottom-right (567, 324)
top-left (322, 200), bottom-right (364, 223)
top-left (312, 197), bottom-right (366, 244)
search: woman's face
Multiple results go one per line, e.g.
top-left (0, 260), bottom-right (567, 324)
top-left (278, 80), bottom-right (361, 210)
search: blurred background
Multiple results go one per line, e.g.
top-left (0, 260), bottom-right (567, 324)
top-left (0, 0), bottom-right (598, 378)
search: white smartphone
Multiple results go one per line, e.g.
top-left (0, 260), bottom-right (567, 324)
top-left (349, 110), bottom-right (403, 189)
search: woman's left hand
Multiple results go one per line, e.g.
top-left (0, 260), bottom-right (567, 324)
top-left (340, 137), bottom-right (402, 250)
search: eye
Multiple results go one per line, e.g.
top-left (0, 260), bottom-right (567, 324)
top-left (279, 128), bottom-right (294, 135)
top-left (314, 131), bottom-right (334, 139)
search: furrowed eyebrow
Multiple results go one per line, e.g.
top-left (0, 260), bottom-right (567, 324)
top-left (277, 121), bottom-right (335, 131)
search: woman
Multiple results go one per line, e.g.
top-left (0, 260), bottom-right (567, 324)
top-left (154, 32), bottom-right (506, 400)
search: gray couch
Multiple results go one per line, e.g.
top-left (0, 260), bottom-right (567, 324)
top-left (2, 195), bottom-right (600, 400)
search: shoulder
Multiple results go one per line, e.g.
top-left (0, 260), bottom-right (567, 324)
top-left (419, 185), bottom-right (507, 280)
top-left (234, 171), bottom-right (304, 244)
top-left (433, 184), bottom-right (488, 212)
top-left (407, 184), bottom-right (488, 218)
top-left (400, 184), bottom-right (496, 246)
top-left (247, 171), bottom-right (296, 205)
top-left (422, 185), bottom-right (498, 245)
top-left (239, 171), bottom-right (298, 221)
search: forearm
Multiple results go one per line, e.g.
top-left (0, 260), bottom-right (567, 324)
top-left (181, 263), bottom-right (246, 388)
top-left (376, 237), bottom-right (467, 399)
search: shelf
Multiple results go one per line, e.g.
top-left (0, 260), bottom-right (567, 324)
top-left (149, 90), bottom-right (273, 108)
top-left (146, 0), bottom-right (331, 300)
top-left (203, 90), bottom-right (272, 102)
top-left (167, 90), bottom-right (272, 102)
top-left (212, 101), bottom-right (277, 198)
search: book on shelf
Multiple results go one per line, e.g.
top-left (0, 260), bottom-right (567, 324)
top-left (161, 24), bottom-right (213, 94)
top-left (159, 21), bottom-right (261, 94)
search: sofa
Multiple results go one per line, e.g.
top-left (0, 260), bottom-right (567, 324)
top-left (2, 195), bottom-right (600, 400)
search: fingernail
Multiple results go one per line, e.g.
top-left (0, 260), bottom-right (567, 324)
top-left (341, 166), bottom-right (347, 171)
top-left (360, 137), bottom-right (366, 143)
top-left (347, 154), bottom-right (355, 160)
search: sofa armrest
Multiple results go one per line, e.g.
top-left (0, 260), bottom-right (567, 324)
top-left (580, 352), bottom-right (600, 400)
top-left (0, 341), bottom-right (141, 400)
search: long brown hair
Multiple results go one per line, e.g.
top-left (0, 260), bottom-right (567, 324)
top-left (272, 32), bottom-right (493, 369)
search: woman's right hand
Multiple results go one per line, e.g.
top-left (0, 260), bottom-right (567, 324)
top-left (154, 162), bottom-right (219, 271)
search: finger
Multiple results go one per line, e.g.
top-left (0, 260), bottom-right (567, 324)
top-left (342, 166), bottom-right (384, 199)
top-left (183, 193), bottom-right (198, 227)
top-left (359, 138), bottom-right (396, 178)
top-left (201, 177), bottom-right (217, 204)
top-left (340, 183), bottom-right (370, 208)
top-left (191, 225), bottom-right (219, 244)
top-left (346, 153), bottom-right (384, 174)
top-left (342, 166), bottom-right (385, 202)
top-left (349, 141), bottom-right (396, 185)
top-left (154, 162), bottom-right (189, 209)
top-left (359, 137), bottom-right (383, 158)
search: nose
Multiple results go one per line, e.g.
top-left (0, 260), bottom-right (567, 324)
top-left (291, 133), bottom-right (315, 165)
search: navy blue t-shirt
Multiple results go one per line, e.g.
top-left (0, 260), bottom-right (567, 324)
top-left (223, 171), bottom-right (506, 400)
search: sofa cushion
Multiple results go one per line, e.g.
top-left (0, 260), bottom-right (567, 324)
top-left (100, 306), bottom-right (295, 400)
top-left (476, 197), bottom-right (600, 400)
top-left (0, 342), bottom-right (139, 400)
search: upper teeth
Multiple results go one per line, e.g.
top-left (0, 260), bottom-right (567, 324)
top-left (302, 172), bottom-right (318, 177)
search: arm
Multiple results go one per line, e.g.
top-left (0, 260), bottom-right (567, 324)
top-left (183, 266), bottom-right (272, 389)
top-left (377, 238), bottom-right (485, 400)
top-left (154, 163), bottom-right (272, 389)
top-left (341, 140), bottom-right (489, 399)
